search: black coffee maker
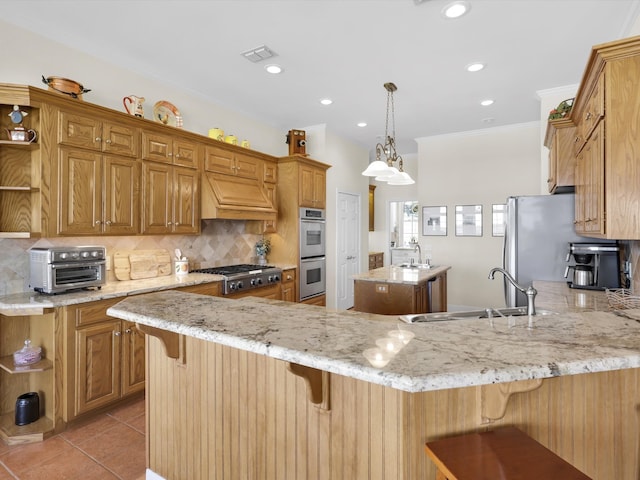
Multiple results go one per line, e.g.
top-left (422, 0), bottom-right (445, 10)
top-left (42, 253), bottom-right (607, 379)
top-left (564, 242), bottom-right (620, 290)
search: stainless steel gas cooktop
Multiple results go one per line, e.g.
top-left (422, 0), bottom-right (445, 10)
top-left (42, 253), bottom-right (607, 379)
top-left (191, 264), bottom-right (282, 295)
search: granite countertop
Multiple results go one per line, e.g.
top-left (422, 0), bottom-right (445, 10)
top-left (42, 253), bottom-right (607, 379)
top-left (106, 283), bottom-right (640, 393)
top-left (352, 264), bottom-right (450, 285)
top-left (0, 273), bottom-right (222, 315)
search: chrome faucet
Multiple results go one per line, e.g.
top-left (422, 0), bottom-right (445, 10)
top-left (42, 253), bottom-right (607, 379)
top-left (413, 243), bottom-right (422, 264)
top-left (488, 267), bottom-right (537, 316)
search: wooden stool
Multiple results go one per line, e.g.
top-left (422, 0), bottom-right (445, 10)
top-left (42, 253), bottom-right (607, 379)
top-left (425, 426), bottom-right (592, 480)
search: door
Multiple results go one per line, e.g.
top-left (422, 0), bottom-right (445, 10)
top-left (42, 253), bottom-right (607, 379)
top-left (103, 155), bottom-right (140, 235)
top-left (75, 321), bottom-right (121, 416)
top-left (337, 191), bottom-right (360, 310)
top-left (142, 161), bottom-right (172, 234)
top-left (122, 321), bottom-right (145, 396)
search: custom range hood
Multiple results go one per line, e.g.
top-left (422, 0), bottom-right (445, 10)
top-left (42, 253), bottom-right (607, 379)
top-left (201, 171), bottom-right (277, 221)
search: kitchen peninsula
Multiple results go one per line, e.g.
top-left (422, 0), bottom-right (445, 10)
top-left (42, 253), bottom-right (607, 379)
top-left (107, 286), bottom-right (640, 480)
top-left (353, 265), bottom-right (449, 314)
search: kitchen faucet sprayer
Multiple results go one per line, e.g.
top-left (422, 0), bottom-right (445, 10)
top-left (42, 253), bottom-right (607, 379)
top-left (488, 267), bottom-right (537, 316)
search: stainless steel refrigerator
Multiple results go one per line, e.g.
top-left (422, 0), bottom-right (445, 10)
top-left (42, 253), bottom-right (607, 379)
top-left (502, 194), bottom-right (617, 307)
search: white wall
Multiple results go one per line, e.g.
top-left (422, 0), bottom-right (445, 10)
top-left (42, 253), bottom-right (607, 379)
top-left (305, 125), bottom-right (370, 308)
top-left (0, 20), bottom-right (286, 157)
top-left (415, 123), bottom-right (541, 309)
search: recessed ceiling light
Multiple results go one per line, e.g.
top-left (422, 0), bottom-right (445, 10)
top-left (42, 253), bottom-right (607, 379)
top-left (466, 62), bottom-right (485, 72)
top-left (480, 99), bottom-right (494, 106)
top-left (265, 64), bottom-right (283, 74)
top-left (442, 1), bottom-right (470, 19)
top-left (357, 122), bottom-right (367, 127)
top-left (320, 98), bottom-right (333, 105)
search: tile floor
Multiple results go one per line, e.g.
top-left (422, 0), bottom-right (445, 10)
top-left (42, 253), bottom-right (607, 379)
top-left (0, 396), bottom-right (146, 480)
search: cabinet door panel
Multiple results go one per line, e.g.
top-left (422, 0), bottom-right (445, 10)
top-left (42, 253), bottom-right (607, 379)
top-left (104, 156), bottom-right (140, 235)
top-left (204, 145), bottom-right (235, 173)
top-left (142, 131), bottom-right (171, 163)
top-left (75, 321), bottom-right (121, 416)
top-left (58, 111), bottom-right (101, 150)
top-left (234, 152), bottom-right (261, 180)
top-left (143, 162), bottom-right (172, 234)
top-left (173, 139), bottom-right (199, 168)
top-left (58, 149), bottom-right (102, 235)
top-left (103, 123), bottom-right (139, 157)
top-left (173, 167), bottom-right (200, 234)
top-left (122, 321), bottom-right (145, 396)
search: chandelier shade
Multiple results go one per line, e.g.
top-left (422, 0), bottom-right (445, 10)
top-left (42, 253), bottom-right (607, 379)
top-left (361, 82), bottom-right (414, 185)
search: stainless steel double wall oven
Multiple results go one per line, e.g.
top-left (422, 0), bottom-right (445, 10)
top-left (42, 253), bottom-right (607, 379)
top-left (299, 207), bottom-right (326, 300)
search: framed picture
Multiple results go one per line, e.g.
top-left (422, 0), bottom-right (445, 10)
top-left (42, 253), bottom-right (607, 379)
top-left (422, 206), bottom-right (447, 236)
top-left (492, 204), bottom-right (506, 236)
top-left (455, 205), bottom-right (483, 236)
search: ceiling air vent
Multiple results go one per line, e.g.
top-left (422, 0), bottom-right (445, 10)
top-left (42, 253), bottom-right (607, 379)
top-left (241, 45), bottom-right (277, 63)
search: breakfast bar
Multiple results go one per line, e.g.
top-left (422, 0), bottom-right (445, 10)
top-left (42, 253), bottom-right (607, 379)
top-left (107, 286), bottom-right (640, 479)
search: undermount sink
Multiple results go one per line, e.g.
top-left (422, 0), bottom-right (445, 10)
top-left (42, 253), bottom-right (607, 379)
top-left (397, 263), bottom-right (437, 270)
top-left (399, 307), bottom-right (557, 323)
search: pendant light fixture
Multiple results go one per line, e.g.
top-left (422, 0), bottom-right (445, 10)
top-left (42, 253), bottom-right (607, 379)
top-left (362, 82), bottom-right (414, 185)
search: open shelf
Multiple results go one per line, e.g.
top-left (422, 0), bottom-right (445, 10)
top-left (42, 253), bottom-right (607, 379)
top-left (0, 140), bottom-right (38, 148)
top-left (0, 355), bottom-right (52, 374)
top-left (0, 412), bottom-right (54, 445)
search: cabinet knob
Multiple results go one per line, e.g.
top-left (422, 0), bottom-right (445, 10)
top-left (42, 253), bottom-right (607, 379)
top-left (125, 328), bottom-right (132, 334)
top-left (114, 331), bottom-right (122, 336)
top-left (286, 275), bottom-right (293, 280)
top-left (105, 220), bottom-right (112, 225)
top-left (168, 152), bottom-right (173, 157)
top-left (585, 112), bottom-right (592, 121)
top-left (174, 222), bottom-right (180, 226)
top-left (95, 220), bottom-right (102, 225)
top-left (105, 139), bottom-right (112, 144)
top-left (167, 221), bottom-right (173, 226)
top-left (95, 137), bottom-right (102, 142)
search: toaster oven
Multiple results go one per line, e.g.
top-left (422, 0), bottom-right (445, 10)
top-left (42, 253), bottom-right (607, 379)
top-left (29, 246), bottom-right (106, 294)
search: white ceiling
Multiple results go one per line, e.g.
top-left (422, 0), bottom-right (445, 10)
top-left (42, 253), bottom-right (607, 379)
top-left (3, 0), bottom-right (639, 155)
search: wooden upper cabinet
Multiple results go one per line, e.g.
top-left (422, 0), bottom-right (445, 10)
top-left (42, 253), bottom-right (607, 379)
top-left (569, 36), bottom-right (640, 239)
top-left (574, 73), bottom-right (604, 156)
top-left (59, 111), bottom-right (139, 157)
top-left (141, 130), bottom-right (200, 168)
top-left (299, 163), bottom-right (326, 209)
top-left (204, 144), bottom-right (261, 180)
top-left (544, 118), bottom-right (576, 193)
top-left (57, 148), bottom-right (140, 235)
top-left (142, 162), bottom-right (199, 235)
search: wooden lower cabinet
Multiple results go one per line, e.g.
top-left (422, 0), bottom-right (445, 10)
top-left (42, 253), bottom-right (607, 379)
top-left (354, 272), bottom-right (447, 315)
top-left (281, 268), bottom-right (296, 302)
top-left (64, 299), bottom-right (145, 420)
top-left (368, 252), bottom-right (384, 270)
top-left (145, 336), bottom-right (640, 480)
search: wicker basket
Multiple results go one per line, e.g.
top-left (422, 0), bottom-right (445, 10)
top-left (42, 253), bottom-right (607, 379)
top-left (605, 288), bottom-right (640, 310)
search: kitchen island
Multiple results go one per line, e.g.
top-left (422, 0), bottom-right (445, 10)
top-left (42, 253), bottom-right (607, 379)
top-left (107, 285), bottom-right (640, 480)
top-left (353, 265), bottom-right (450, 314)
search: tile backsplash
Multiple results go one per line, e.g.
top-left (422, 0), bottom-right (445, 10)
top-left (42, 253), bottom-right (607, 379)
top-left (0, 220), bottom-right (267, 295)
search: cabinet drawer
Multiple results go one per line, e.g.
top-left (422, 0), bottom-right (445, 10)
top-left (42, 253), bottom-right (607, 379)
top-left (71, 298), bottom-right (120, 327)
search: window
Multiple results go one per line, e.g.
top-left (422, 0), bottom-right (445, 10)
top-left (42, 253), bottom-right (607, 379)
top-left (389, 201), bottom-right (419, 247)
